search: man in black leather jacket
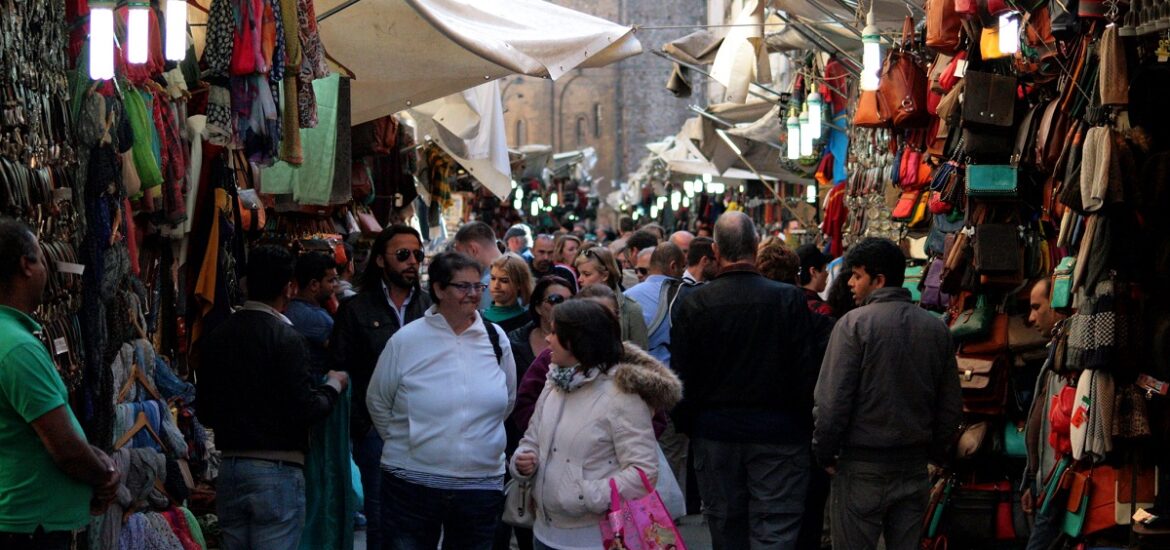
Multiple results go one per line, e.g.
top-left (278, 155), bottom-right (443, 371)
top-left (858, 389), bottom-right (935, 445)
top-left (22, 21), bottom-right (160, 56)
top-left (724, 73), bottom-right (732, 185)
top-left (331, 225), bottom-right (431, 548)
top-left (671, 212), bottom-right (820, 550)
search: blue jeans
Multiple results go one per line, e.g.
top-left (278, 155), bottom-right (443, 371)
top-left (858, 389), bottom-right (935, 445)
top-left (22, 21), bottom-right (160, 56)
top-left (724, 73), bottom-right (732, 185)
top-left (1025, 492), bottom-right (1063, 550)
top-left (354, 428), bottom-right (384, 549)
top-left (381, 471), bottom-right (504, 550)
top-left (217, 457), bottom-right (306, 550)
top-left (692, 438), bottom-right (810, 550)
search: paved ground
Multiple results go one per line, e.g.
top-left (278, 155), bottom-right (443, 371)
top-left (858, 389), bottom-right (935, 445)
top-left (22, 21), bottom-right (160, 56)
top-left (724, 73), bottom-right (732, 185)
top-left (353, 514), bottom-right (714, 549)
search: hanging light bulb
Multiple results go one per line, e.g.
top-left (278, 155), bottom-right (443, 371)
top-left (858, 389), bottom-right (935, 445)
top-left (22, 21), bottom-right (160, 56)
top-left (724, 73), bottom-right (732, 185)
top-left (998, 13), bottom-right (1020, 55)
top-left (861, 6), bottom-right (881, 91)
top-left (807, 91), bottom-right (823, 140)
top-left (682, 196), bottom-right (691, 208)
top-left (799, 105), bottom-right (814, 157)
top-left (530, 200), bottom-right (539, 217)
top-left (89, 1), bottom-right (116, 80)
top-left (513, 195), bottom-right (523, 211)
top-left (683, 180), bottom-right (694, 197)
top-left (671, 191), bottom-right (681, 211)
top-left (165, 0), bottom-right (188, 61)
top-left (127, 1), bottom-right (150, 64)
top-left (786, 109), bottom-right (801, 160)
top-left (550, 192), bottom-right (559, 208)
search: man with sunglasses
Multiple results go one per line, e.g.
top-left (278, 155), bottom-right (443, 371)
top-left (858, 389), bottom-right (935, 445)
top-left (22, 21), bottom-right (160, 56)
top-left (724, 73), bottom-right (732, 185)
top-left (332, 225), bottom-right (432, 549)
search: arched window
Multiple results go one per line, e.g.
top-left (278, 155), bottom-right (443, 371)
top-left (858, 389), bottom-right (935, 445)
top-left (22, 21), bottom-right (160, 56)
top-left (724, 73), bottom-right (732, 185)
top-left (593, 103), bottom-right (602, 138)
top-left (575, 115), bottom-right (588, 146)
top-left (515, 119), bottom-right (528, 145)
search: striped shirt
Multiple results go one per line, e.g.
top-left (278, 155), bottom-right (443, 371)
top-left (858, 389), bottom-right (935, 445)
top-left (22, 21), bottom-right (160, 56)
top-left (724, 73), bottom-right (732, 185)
top-left (385, 467), bottom-right (504, 491)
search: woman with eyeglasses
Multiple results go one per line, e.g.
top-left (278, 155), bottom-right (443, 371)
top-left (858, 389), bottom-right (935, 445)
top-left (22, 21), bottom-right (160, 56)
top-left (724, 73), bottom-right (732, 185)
top-left (510, 299), bottom-right (682, 550)
top-left (507, 276), bottom-right (576, 377)
top-left (367, 251), bottom-right (517, 550)
top-left (572, 247), bottom-right (649, 350)
top-left (484, 253), bottom-right (535, 334)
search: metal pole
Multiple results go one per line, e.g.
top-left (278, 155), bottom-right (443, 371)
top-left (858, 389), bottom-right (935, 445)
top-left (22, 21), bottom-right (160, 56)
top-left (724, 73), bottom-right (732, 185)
top-left (770, 11), bottom-right (862, 70)
top-left (650, 50), bottom-right (786, 106)
top-left (318, 0), bottom-right (363, 22)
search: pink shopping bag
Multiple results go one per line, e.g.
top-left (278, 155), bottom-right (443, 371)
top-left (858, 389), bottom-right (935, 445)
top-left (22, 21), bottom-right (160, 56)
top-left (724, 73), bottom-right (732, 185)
top-left (600, 468), bottom-right (687, 550)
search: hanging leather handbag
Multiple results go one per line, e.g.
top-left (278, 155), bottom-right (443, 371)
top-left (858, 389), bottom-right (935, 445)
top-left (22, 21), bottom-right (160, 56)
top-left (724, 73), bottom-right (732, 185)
top-left (927, 0), bottom-right (962, 54)
top-left (879, 16), bottom-right (931, 128)
top-left (1050, 256), bottom-right (1075, 309)
top-left (967, 164), bottom-right (1019, 197)
top-left (957, 355), bottom-right (1008, 413)
top-left (962, 71), bottom-right (1017, 128)
top-left (962, 127), bottom-right (1015, 160)
top-left (904, 264), bottom-right (925, 301)
top-left (921, 258), bottom-right (952, 310)
top-left (986, 0), bottom-right (1013, 15)
top-left (954, 0), bottom-right (979, 18)
top-left (961, 312), bottom-right (1010, 354)
top-left (951, 295), bottom-right (993, 340)
top-left (892, 190), bottom-right (921, 221)
top-left (974, 224), bottom-right (1023, 273)
top-left (981, 26), bottom-right (1010, 60)
top-left (854, 89), bottom-right (890, 128)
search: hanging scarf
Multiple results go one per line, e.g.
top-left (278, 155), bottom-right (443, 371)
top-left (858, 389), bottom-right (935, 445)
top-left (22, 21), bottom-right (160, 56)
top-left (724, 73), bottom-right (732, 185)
top-left (549, 364), bottom-right (603, 393)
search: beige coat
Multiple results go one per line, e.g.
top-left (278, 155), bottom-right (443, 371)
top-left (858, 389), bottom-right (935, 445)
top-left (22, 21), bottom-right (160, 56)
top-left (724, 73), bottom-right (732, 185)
top-left (510, 344), bottom-right (682, 530)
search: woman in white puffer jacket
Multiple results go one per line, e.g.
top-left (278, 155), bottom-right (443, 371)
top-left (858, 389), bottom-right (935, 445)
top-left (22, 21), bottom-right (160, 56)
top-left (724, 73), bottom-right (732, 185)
top-left (510, 299), bottom-right (682, 550)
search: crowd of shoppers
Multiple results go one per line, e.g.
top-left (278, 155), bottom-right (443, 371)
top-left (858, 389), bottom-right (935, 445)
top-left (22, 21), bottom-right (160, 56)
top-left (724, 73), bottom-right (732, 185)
top-left (1, 211), bottom-right (966, 550)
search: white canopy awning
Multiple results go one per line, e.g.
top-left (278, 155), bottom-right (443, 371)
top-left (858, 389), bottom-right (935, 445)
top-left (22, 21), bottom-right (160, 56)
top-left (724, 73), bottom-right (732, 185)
top-left (315, 0), bottom-right (642, 124)
top-left (190, 0), bottom-right (641, 125)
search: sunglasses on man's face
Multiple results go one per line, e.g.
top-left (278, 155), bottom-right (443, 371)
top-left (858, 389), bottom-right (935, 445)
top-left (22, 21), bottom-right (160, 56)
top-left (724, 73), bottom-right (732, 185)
top-left (545, 294), bottom-right (567, 305)
top-left (635, 267), bottom-right (649, 276)
top-left (393, 248), bottom-right (425, 263)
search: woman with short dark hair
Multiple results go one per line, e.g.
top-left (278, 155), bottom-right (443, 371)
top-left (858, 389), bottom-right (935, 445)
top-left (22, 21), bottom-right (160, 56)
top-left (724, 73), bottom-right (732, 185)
top-left (368, 251), bottom-right (517, 550)
top-left (511, 300), bottom-right (682, 550)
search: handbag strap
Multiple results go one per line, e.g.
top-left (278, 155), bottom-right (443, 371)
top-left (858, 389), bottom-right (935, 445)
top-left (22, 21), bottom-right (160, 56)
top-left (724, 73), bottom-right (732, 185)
top-left (901, 16), bottom-right (915, 50)
top-left (608, 478), bottom-right (621, 512)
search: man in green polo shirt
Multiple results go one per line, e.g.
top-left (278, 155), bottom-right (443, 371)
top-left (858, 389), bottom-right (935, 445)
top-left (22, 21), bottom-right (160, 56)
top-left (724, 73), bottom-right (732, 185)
top-left (0, 218), bottom-right (121, 549)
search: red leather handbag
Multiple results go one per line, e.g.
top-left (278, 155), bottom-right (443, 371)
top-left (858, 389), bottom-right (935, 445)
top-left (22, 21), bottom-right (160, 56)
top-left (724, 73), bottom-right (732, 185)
top-left (955, 0), bottom-right (979, 18)
top-left (878, 16), bottom-right (931, 128)
top-left (987, 0), bottom-right (1012, 15)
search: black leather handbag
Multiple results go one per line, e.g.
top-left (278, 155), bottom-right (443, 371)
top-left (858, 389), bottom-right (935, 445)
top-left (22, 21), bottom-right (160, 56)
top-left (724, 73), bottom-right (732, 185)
top-left (962, 71), bottom-right (1018, 128)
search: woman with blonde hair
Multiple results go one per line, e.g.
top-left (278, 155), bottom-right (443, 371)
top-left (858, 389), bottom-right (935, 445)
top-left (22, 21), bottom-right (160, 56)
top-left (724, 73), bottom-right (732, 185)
top-left (553, 235), bottom-right (582, 273)
top-left (484, 253), bottom-right (535, 333)
top-left (572, 247), bottom-right (648, 349)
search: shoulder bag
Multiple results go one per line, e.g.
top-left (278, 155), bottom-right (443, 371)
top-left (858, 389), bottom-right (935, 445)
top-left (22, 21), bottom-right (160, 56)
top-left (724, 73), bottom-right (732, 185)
top-left (879, 16), bottom-right (931, 128)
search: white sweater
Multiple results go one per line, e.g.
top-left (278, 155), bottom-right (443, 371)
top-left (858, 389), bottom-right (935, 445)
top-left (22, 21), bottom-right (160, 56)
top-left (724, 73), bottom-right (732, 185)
top-left (367, 307), bottom-right (516, 477)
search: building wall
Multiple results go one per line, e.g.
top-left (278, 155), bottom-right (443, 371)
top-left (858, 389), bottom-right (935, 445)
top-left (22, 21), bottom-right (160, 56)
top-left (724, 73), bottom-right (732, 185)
top-left (501, 0), bottom-right (706, 190)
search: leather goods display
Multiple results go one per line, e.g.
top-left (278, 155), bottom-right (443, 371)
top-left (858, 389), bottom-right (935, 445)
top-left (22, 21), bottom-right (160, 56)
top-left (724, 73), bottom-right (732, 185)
top-left (922, 258), bottom-right (952, 310)
top-left (961, 312), bottom-right (1009, 354)
top-left (1063, 466), bottom-right (1119, 538)
top-left (904, 264), bottom-right (925, 301)
top-left (962, 71), bottom-right (1017, 128)
top-left (1003, 422), bottom-right (1026, 458)
top-left (926, 0), bottom-right (962, 54)
top-left (951, 295), bottom-right (993, 340)
top-left (892, 190), bottom-right (921, 220)
top-left (962, 127), bottom-right (1016, 160)
top-left (1051, 256), bottom-right (1075, 309)
top-left (878, 16), bottom-right (930, 128)
top-left (966, 164), bottom-right (1019, 197)
top-left (974, 224), bottom-right (1022, 273)
top-left (957, 355), bottom-right (1008, 414)
top-left (854, 89), bottom-right (890, 128)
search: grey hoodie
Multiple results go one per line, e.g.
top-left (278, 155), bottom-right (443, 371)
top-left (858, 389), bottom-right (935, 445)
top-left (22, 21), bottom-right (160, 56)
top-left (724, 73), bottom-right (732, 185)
top-left (813, 287), bottom-right (963, 466)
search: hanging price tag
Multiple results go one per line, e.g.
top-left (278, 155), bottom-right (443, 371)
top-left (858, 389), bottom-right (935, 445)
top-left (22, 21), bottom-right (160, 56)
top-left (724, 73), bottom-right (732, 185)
top-left (954, 59), bottom-right (968, 79)
top-left (52, 337), bottom-right (68, 356)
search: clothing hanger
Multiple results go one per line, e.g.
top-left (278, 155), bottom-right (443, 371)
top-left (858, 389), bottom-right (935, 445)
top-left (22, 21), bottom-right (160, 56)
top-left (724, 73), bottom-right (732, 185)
top-left (113, 410), bottom-right (168, 451)
top-left (117, 358), bottom-right (164, 404)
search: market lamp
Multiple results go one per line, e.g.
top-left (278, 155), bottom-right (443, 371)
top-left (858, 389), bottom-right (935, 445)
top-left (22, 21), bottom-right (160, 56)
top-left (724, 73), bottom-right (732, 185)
top-left (127, 0), bottom-right (150, 64)
top-left (785, 109), bottom-right (800, 160)
top-left (165, 0), bottom-right (188, 61)
top-left (998, 12), bottom-right (1020, 55)
top-left (89, 0), bottom-right (116, 80)
top-left (860, 7), bottom-right (881, 91)
top-left (798, 104), bottom-right (814, 157)
top-left (806, 91), bottom-right (823, 140)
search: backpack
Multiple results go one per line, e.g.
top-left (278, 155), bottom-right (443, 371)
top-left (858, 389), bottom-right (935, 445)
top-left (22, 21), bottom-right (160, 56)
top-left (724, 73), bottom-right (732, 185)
top-left (485, 321), bottom-right (504, 366)
top-left (648, 278), bottom-right (686, 335)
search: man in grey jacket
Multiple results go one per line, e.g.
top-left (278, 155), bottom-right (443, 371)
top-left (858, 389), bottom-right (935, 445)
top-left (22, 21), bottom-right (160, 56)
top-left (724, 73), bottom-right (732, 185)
top-left (813, 238), bottom-right (962, 550)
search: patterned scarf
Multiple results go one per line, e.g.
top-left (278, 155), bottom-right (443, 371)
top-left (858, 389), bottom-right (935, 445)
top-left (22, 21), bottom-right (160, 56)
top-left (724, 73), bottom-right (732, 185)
top-left (549, 364), bottom-right (603, 393)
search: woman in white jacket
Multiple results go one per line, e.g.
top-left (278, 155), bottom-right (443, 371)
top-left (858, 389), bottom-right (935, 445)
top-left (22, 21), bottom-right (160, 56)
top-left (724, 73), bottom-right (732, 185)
top-left (511, 299), bottom-right (682, 550)
top-left (367, 251), bottom-right (517, 550)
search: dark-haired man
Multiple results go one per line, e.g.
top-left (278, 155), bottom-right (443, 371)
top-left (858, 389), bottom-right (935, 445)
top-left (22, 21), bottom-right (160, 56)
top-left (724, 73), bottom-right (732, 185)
top-left (813, 237), bottom-right (962, 550)
top-left (681, 237), bottom-right (717, 285)
top-left (671, 211), bottom-right (819, 549)
top-left (0, 219), bottom-right (120, 550)
top-left (529, 234), bottom-right (578, 292)
top-left (198, 245), bottom-right (349, 550)
top-left (286, 252), bottom-right (340, 376)
top-left (331, 225), bottom-right (432, 549)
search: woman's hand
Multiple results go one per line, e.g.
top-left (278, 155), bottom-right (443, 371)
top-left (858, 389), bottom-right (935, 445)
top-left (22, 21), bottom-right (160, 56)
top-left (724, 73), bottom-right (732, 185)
top-left (515, 450), bottom-right (539, 476)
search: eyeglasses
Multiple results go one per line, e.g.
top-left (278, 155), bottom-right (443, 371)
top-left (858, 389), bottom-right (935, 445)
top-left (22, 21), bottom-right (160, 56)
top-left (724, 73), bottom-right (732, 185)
top-left (545, 294), bottom-right (566, 305)
top-left (635, 267), bottom-right (649, 276)
top-left (393, 248), bottom-right (425, 263)
top-left (447, 282), bottom-right (488, 295)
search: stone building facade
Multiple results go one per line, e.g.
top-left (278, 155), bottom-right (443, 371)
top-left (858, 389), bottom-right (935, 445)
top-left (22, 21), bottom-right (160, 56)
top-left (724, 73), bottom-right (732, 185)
top-left (501, 0), bottom-right (707, 191)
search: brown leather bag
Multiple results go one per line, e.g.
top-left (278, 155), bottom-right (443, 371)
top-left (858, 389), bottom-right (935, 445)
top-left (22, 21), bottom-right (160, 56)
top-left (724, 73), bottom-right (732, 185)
top-left (853, 89), bottom-right (890, 128)
top-left (926, 0), bottom-right (962, 54)
top-left (879, 16), bottom-right (930, 128)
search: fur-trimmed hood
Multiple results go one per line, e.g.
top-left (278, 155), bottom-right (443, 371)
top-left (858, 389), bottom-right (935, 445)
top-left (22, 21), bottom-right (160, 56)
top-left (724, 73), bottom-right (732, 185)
top-left (611, 343), bottom-right (683, 411)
